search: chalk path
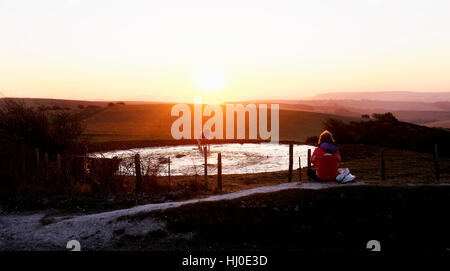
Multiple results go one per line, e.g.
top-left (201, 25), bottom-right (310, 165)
top-left (1, 181), bottom-right (448, 250)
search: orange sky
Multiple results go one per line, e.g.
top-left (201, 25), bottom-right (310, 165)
top-left (1, 0), bottom-right (450, 103)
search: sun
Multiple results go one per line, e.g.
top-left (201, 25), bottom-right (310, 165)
top-left (195, 69), bottom-right (225, 93)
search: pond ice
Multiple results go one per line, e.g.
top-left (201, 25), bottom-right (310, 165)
top-left (90, 143), bottom-right (316, 176)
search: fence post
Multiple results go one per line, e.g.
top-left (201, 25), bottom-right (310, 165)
top-left (217, 152), bottom-right (222, 192)
top-left (298, 156), bottom-right (302, 182)
top-left (44, 152), bottom-right (49, 165)
top-left (35, 148), bottom-right (40, 166)
top-left (168, 157), bottom-right (171, 187)
top-left (21, 144), bottom-right (25, 179)
top-left (307, 149), bottom-right (312, 181)
top-left (381, 149), bottom-right (386, 181)
top-left (288, 143), bottom-right (293, 182)
top-left (434, 144), bottom-right (440, 182)
top-left (307, 149), bottom-right (311, 169)
top-left (204, 148), bottom-right (208, 185)
top-left (56, 153), bottom-right (61, 170)
top-left (135, 153), bottom-right (142, 192)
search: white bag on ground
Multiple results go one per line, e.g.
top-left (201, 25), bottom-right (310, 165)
top-left (336, 168), bottom-right (355, 183)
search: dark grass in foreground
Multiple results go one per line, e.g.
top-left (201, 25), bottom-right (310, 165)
top-left (115, 185), bottom-right (450, 252)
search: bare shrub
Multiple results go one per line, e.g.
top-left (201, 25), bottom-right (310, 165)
top-left (0, 99), bottom-right (83, 155)
top-left (0, 99), bottom-right (85, 195)
top-left (187, 158), bottom-right (207, 192)
top-left (86, 157), bottom-right (124, 194)
top-left (141, 156), bottom-right (164, 192)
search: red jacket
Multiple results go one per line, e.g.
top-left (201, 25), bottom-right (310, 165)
top-left (311, 143), bottom-right (341, 180)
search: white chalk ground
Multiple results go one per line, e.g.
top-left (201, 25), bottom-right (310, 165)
top-left (1, 181), bottom-right (449, 250)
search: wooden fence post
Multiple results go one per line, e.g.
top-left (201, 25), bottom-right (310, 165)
top-left (434, 144), bottom-right (440, 182)
top-left (217, 152), bottom-right (222, 192)
top-left (135, 153), bottom-right (142, 191)
top-left (298, 156), bottom-right (302, 182)
top-left (168, 157), bottom-right (171, 187)
top-left (35, 148), bottom-right (40, 166)
top-left (307, 149), bottom-right (311, 169)
top-left (381, 149), bottom-right (386, 181)
top-left (307, 149), bottom-right (312, 180)
top-left (288, 143), bottom-right (293, 182)
top-left (21, 144), bottom-right (25, 179)
top-left (204, 148), bottom-right (208, 185)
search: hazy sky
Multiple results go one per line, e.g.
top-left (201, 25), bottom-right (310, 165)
top-left (1, 0), bottom-right (450, 102)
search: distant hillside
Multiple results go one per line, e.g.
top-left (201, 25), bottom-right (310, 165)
top-left (0, 97), bottom-right (164, 109)
top-left (308, 99), bottom-right (447, 112)
top-left (82, 103), bottom-right (357, 143)
top-left (309, 91), bottom-right (450, 102)
top-left (241, 99), bottom-right (450, 123)
top-left (434, 102), bottom-right (450, 111)
top-left (391, 111), bottom-right (450, 125)
top-left (6, 97), bottom-right (450, 129)
top-left (425, 120), bottom-right (450, 129)
top-left (0, 97), bottom-right (109, 108)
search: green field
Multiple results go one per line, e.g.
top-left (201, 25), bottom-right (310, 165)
top-left (81, 103), bottom-right (357, 143)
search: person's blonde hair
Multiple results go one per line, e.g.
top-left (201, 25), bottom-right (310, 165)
top-left (318, 130), bottom-right (335, 145)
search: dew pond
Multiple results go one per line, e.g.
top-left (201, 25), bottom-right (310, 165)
top-left (90, 143), bottom-right (316, 176)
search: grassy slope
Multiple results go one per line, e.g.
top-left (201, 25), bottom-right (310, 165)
top-left (391, 110), bottom-right (450, 125)
top-left (82, 103), bottom-right (357, 143)
top-left (425, 119), bottom-right (450, 129)
top-left (83, 104), bottom-right (174, 142)
top-left (115, 185), bottom-right (450, 251)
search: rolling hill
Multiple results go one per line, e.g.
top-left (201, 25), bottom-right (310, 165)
top-left (309, 91), bottom-right (450, 102)
top-left (81, 103), bottom-right (357, 143)
top-left (424, 120), bottom-right (450, 129)
top-left (241, 98), bottom-right (450, 123)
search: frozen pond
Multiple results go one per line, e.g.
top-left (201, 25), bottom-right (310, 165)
top-left (90, 143), bottom-right (316, 176)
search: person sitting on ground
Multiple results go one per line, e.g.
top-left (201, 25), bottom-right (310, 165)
top-left (307, 130), bottom-right (346, 182)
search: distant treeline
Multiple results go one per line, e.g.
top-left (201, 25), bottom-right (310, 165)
top-left (311, 112), bottom-right (450, 156)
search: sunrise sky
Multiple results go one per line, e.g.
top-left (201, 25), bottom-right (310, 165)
top-left (1, 0), bottom-right (450, 103)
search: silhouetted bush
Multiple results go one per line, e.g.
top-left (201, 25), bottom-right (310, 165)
top-left (87, 157), bottom-right (124, 194)
top-left (0, 100), bottom-right (85, 194)
top-left (371, 112), bottom-right (398, 122)
top-left (0, 99), bottom-right (83, 155)
top-left (324, 112), bottom-right (450, 156)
